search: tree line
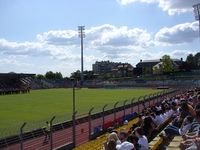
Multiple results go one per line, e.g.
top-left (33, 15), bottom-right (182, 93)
top-left (153, 52), bottom-right (200, 74)
top-left (182, 52), bottom-right (200, 71)
top-left (35, 70), bottom-right (96, 80)
top-left (36, 71), bottom-right (63, 80)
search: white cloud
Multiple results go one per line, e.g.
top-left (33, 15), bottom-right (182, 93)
top-left (84, 24), bottom-right (154, 59)
top-left (0, 39), bottom-right (43, 55)
top-left (117, 0), bottom-right (199, 15)
top-left (0, 23), bottom-right (198, 59)
top-left (117, 0), bottom-right (156, 5)
top-left (30, 24), bottom-right (154, 59)
top-left (170, 50), bottom-right (197, 59)
top-left (0, 58), bottom-right (18, 65)
top-left (158, 0), bottom-right (199, 15)
top-left (37, 30), bottom-right (78, 46)
top-left (155, 21), bottom-right (199, 44)
top-left (0, 38), bottom-right (77, 61)
top-left (37, 24), bottom-right (153, 50)
top-left (88, 24), bottom-right (152, 47)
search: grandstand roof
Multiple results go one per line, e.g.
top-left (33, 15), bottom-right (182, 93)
top-left (0, 73), bottom-right (35, 80)
top-left (136, 59), bottom-right (183, 68)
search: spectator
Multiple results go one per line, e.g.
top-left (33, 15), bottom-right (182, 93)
top-left (153, 110), bottom-right (164, 126)
top-left (172, 101), bottom-right (191, 128)
top-left (135, 127), bottom-right (149, 150)
top-left (104, 132), bottom-right (121, 150)
top-left (171, 101), bottom-right (179, 117)
top-left (164, 115), bottom-right (193, 136)
top-left (180, 101), bottom-right (191, 119)
top-left (137, 114), bottom-right (143, 126)
top-left (109, 132), bottom-right (121, 144)
top-left (180, 103), bottom-right (200, 150)
top-left (142, 116), bottom-right (156, 139)
top-left (127, 134), bottom-right (139, 150)
top-left (107, 139), bottom-right (117, 150)
top-left (116, 130), bottom-right (134, 150)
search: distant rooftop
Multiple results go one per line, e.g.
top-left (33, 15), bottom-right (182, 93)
top-left (136, 58), bottom-right (183, 68)
top-left (140, 58), bottom-right (182, 63)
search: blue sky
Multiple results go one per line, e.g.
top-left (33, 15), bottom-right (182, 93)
top-left (0, 0), bottom-right (199, 76)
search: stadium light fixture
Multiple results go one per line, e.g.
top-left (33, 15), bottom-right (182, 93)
top-left (78, 26), bottom-right (85, 86)
top-left (193, 3), bottom-right (200, 39)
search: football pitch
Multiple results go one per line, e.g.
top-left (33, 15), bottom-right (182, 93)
top-left (0, 88), bottom-right (162, 137)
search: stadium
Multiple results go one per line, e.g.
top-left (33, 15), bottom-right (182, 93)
top-left (0, 1), bottom-right (200, 150)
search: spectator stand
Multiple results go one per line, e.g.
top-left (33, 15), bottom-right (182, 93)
top-left (0, 73), bottom-right (34, 95)
top-left (150, 87), bottom-right (200, 150)
top-left (73, 90), bottom-right (180, 150)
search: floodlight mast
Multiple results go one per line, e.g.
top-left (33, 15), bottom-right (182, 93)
top-left (78, 26), bottom-right (85, 86)
top-left (193, 3), bottom-right (200, 40)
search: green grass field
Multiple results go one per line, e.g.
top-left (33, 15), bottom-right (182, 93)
top-left (0, 88), bottom-right (162, 137)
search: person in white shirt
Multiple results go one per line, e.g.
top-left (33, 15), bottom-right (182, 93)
top-left (164, 115), bottom-right (193, 136)
top-left (135, 127), bottom-right (149, 150)
top-left (153, 111), bottom-right (164, 126)
top-left (116, 130), bottom-right (134, 150)
top-left (160, 110), bottom-right (167, 121)
top-left (179, 116), bottom-right (193, 135)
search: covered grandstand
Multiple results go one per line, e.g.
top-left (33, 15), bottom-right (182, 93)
top-left (0, 73), bottom-right (35, 95)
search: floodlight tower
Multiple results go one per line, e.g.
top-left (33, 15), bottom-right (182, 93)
top-left (78, 26), bottom-right (85, 86)
top-left (193, 3), bottom-right (200, 39)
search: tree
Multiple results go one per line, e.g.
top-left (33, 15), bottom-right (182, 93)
top-left (194, 52), bottom-right (200, 69)
top-left (36, 74), bottom-right (45, 79)
top-left (161, 55), bottom-right (173, 74)
top-left (45, 71), bottom-right (63, 79)
top-left (55, 72), bottom-right (63, 79)
top-left (186, 54), bottom-right (195, 70)
top-left (70, 70), bottom-right (81, 80)
top-left (45, 71), bottom-right (55, 79)
top-left (153, 65), bottom-right (161, 74)
top-left (179, 62), bottom-right (192, 72)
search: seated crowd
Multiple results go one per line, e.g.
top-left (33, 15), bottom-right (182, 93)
top-left (103, 87), bottom-right (200, 150)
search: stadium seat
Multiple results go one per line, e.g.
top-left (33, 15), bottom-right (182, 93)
top-left (73, 117), bottom-right (139, 150)
top-left (149, 118), bottom-right (172, 150)
top-left (166, 136), bottom-right (182, 150)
